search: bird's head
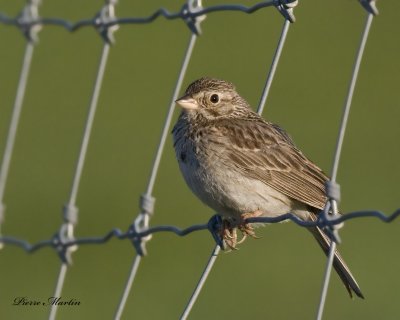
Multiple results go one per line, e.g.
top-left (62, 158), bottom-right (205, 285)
top-left (176, 77), bottom-right (250, 119)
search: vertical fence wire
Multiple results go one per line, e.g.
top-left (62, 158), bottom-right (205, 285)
top-left (316, 11), bottom-right (375, 320)
top-left (257, 19), bottom-right (290, 115)
top-left (0, 42), bottom-right (34, 242)
top-left (113, 32), bottom-right (198, 319)
top-left (49, 43), bottom-right (111, 320)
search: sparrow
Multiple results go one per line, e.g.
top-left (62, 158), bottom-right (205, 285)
top-left (172, 77), bottom-right (363, 298)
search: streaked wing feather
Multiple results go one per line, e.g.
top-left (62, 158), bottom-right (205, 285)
top-left (214, 118), bottom-right (328, 210)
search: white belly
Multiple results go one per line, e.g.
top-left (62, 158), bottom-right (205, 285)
top-left (179, 158), bottom-right (297, 222)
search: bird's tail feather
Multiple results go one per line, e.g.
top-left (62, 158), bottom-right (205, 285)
top-left (308, 225), bottom-right (364, 299)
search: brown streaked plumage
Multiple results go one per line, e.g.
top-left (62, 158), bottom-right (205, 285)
top-left (172, 77), bottom-right (363, 299)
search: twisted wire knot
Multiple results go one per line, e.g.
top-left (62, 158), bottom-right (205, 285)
top-left (275, 0), bottom-right (298, 23)
top-left (139, 194), bottom-right (155, 216)
top-left (63, 203), bottom-right (79, 225)
top-left (95, 0), bottom-right (119, 44)
top-left (181, 0), bottom-right (206, 35)
top-left (359, 0), bottom-right (379, 16)
top-left (325, 180), bottom-right (341, 203)
top-left (321, 181), bottom-right (344, 243)
top-left (17, 0), bottom-right (42, 42)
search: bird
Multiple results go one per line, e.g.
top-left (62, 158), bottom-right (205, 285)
top-left (172, 77), bottom-right (364, 299)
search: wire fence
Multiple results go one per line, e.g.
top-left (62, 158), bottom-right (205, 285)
top-left (0, 0), bottom-right (397, 319)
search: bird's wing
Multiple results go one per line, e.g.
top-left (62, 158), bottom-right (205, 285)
top-left (211, 118), bottom-right (328, 210)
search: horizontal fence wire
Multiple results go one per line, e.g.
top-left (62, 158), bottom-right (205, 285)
top-left (0, 0), bottom-right (295, 33)
top-left (0, 209), bottom-right (398, 255)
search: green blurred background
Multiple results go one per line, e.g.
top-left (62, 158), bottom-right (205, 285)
top-left (0, 0), bottom-right (399, 319)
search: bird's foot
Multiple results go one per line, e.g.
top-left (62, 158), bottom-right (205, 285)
top-left (220, 220), bottom-right (239, 250)
top-left (219, 210), bottom-right (263, 249)
top-left (236, 210), bottom-right (263, 245)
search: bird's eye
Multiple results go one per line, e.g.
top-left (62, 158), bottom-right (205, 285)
top-left (210, 94), bottom-right (219, 104)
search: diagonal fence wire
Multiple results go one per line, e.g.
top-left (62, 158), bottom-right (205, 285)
top-left (113, 255), bottom-right (142, 320)
top-left (48, 264), bottom-right (68, 320)
top-left (257, 0), bottom-right (297, 115)
top-left (178, 244), bottom-right (221, 319)
top-left (0, 42), bottom-right (34, 246)
top-left (113, 3), bottom-right (206, 319)
top-left (49, 2), bottom-right (119, 318)
top-left (0, 0), bottom-right (42, 247)
top-left (113, 29), bottom-right (200, 319)
top-left (316, 3), bottom-right (377, 319)
top-left (257, 18), bottom-right (290, 115)
top-left (180, 245), bottom-right (221, 320)
top-left (49, 41), bottom-right (112, 320)
top-left (178, 3), bottom-right (297, 318)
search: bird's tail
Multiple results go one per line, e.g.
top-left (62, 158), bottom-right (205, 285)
top-left (308, 216), bottom-right (364, 299)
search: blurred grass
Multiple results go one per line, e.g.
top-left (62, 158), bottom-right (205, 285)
top-left (0, 0), bottom-right (399, 319)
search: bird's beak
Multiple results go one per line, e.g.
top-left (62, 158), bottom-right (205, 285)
top-left (175, 95), bottom-right (198, 110)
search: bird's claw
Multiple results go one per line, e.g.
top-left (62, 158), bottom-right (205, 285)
top-left (238, 224), bottom-right (261, 239)
top-left (222, 211), bottom-right (263, 250)
top-left (208, 212), bottom-right (262, 250)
